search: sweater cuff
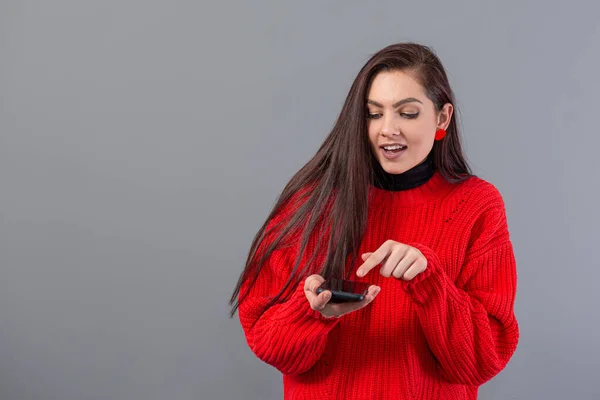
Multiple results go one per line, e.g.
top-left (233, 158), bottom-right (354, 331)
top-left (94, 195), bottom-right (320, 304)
top-left (401, 243), bottom-right (447, 305)
top-left (273, 281), bottom-right (341, 326)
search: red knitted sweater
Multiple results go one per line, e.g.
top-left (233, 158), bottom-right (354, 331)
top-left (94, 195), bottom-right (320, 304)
top-left (238, 172), bottom-right (519, 399)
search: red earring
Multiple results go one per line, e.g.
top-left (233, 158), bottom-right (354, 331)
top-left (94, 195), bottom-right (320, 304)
top-left (435, 129), bottom-right (447, 141)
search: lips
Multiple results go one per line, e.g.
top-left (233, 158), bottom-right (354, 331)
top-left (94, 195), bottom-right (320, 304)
top-left (381, 144), bottom-right (407, 151)
top-left (379, 143), bottom-right (407, 160)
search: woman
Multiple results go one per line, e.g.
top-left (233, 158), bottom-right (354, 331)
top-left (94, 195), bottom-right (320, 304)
top-left (230, 42), bottom-right (519, 400)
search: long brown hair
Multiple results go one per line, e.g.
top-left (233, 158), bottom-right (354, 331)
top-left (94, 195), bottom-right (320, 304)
top-left (229, 42), bottom-right (471, 317)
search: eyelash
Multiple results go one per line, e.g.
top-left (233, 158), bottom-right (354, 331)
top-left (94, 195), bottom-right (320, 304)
top-left (366, 112), bottom-right (419, 120)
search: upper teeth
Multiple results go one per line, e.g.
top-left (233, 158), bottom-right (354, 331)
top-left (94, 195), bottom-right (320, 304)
top-left (384, 145), bottom-right (404, 150)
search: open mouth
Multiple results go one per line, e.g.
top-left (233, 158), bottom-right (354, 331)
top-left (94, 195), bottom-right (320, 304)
top-left (381, 144), bottom-right (407, 154)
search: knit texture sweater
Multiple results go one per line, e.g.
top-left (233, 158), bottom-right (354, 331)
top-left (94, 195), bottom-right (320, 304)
top-left (238, 171), bottom-right (519, 399)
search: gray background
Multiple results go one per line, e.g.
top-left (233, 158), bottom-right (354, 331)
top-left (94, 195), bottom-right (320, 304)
top-left (1, 0), bottom-right (598, 399)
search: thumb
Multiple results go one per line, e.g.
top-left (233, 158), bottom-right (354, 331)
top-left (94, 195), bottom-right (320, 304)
top-left (361, 252), bottom-right (373, 261)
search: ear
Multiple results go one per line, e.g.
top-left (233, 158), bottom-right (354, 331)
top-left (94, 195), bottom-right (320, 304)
top-left (437, 103), bottom-right (454, 131)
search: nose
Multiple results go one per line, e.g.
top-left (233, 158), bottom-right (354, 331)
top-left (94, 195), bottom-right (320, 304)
top-left (380, 115), bottom-right (400, 137)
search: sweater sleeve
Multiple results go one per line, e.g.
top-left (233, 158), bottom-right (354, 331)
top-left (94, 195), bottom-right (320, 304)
top-left (238, 219), bottom-right (340, 375)
top-left (403, 196), bottom-right (519, 386)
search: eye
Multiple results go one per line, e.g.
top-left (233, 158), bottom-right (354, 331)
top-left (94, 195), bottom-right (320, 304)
top-left (366, 113), bottom-right (382, 119)
top-left (401, 112), bottom-right (419, 119)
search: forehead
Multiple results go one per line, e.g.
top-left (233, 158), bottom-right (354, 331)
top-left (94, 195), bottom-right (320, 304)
top-left (367, 70), bottom-right (427, 102)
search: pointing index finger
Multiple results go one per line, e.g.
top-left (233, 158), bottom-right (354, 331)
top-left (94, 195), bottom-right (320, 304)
top-left (357, 244), bottom-right (391, 277)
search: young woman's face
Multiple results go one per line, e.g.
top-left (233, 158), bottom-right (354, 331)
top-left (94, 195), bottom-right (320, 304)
top-left (366, 70), bottom-right (453, 174)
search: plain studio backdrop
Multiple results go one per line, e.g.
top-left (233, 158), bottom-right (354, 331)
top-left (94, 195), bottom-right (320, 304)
top-left (1, 0), bottom-right (598, 399)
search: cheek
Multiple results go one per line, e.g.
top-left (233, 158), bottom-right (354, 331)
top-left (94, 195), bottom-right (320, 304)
top-left (406, 122), bottom-right (435, 145)
top-left (367, 122), bottom-right (379, 148)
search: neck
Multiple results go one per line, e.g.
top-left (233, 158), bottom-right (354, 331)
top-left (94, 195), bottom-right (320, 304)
top-left (372, 153), bottom-right (435, 191)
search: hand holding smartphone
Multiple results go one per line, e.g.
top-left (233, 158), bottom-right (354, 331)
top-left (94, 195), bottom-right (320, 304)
top-left (304, 275), bottom-right (380, 318)
top-left (316, 278), bottom-right (371, 303)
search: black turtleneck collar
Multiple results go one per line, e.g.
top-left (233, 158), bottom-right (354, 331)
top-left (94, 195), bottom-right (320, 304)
top-left (371, 153), bottom-right (436, 191)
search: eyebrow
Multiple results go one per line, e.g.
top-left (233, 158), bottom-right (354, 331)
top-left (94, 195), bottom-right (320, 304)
top-left (367, 97), bottom-right (423, 108)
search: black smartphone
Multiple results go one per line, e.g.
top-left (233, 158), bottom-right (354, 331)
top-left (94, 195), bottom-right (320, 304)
top-left (316, 278), bottom-right (370, 303)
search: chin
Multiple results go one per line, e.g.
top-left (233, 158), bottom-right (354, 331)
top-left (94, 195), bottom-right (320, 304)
top-left (378, 158), bottom-right (413, 175)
